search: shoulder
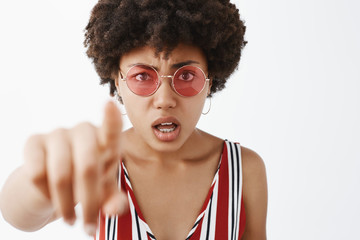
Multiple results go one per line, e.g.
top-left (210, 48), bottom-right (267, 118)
top-left (239, 145), bottom-right (268, 238)
top-left (240, 146), bottom-right (266, 181)
top-left (239, 145), bottom-right (267, 199)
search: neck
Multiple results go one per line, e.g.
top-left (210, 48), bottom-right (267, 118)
top-left (121, 128), bottom-right (218, 167)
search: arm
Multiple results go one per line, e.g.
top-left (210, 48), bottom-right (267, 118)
top-left (0, 102), bottom-right (128, 235)
top-left (241, 146), bottom-right (268, 240)
top-left (0, 164), bottom-right (58, 231)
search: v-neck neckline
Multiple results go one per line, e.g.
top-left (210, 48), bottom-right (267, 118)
top-left (121, 141), bottom-right (225, 239)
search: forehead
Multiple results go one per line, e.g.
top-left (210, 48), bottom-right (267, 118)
top-left (119, 44), bottom-right (208, 71)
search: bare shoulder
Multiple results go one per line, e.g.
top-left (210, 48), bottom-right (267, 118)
top-left (240, 146), bottom-right (268, 239)
top-left (240, 146), bottom-right (267, 181)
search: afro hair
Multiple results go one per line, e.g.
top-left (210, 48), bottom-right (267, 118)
top-left (84, 0), bottom-right (247, 100)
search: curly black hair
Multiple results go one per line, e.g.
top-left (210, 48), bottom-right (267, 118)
top-left (84, 0), bottom-right (246, 100)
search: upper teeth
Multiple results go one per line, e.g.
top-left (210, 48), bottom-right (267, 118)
top-left (160, 122), bottom-right (173, 126)
top-left (157, 122), bottom-right (176, 133)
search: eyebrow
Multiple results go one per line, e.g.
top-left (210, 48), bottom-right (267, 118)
top-left (127, 60), bottom-right (200, 70)
top-left (171, 60), bottom-right (200, 69)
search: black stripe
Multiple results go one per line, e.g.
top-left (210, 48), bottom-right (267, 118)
top-left (229, 142), bottom-right (235, 240)
top-left (124, 169), bottom-right (130, 181)
top-left (147, 231), bottom-right (156, 239)
top-left (205, 193), bottom-right (214, 240)
top-left (186, 216), bottom-right (203, 240)
top-left (112, 216), bottom-right (116, 240)
top-left (191, 217), bottom-right (202, 230)
top-left (186, 233), bottom-right (194, 240)
top-left (135, 210), bottom-right (142, 240)
top-left (234, 144), bottom-right (241, 239)
top-left (107, 217), bottom-right (112, 240)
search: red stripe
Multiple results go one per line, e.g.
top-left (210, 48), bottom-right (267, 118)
top-left (98, 213), bottom-right (105, 240)
top-left (215, 142), bottom-right (229, 239)
top-left (117, 211), bottom-right (132, 239)
top-left (198, 181), bottom-right (216, 214)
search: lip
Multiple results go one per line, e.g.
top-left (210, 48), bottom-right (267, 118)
top-left (152, 116), bottom-right (181, 142)
top-left (151, 116), bottom-right (180, 127)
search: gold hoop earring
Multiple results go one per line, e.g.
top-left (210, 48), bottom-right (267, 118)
top-left (202, 97), bottom-right (212, 115)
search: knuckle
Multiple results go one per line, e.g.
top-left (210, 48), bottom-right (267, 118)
top-left (49, 128), bottom-right (68, 138)
top-left (24, 134), bottom-right (44, 149)
top-left (27, 167), bottom-right (46, 185)
top-left (26, 134), bottom-right (43, 143)
top-left (73, 122), bottom-right (94, 133)
top-left (53, 173), bottom-right (72, 190)
top-left (79, 162), bottom-right (98, 179)
top-left (44, 128), bottom-right (69, 145)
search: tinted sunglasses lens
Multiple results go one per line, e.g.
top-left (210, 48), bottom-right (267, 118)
top-left (126, 65), bottom-right (158, 96)
top-left (173, 66), bottom-right (206, 97)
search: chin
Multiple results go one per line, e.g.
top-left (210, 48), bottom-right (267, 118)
top-left (148, 139), bottom-right (185, 153)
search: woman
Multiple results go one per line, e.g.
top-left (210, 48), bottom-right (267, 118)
top-left (0, 0), bottom-right (267, 239)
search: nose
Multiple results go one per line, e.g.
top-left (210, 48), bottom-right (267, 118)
top-left (152, 76), bottom-right (177, 110)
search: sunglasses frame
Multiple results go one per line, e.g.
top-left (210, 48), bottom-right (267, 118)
top-left (119, 64), bottom-right (210, 97)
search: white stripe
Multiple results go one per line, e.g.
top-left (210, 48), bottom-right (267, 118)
top-left (128, 193), bottom-right (139, 240)
top-left (103, 161), bottom-right (120, 240)
top-left (199, 182), bottom-right (219, 239)
top-left (226, 141), bottom-right (233, 240)
top-left (107, 215), bottom-right (117, 240)
top-left (114, 215), bottom-right (118, 240)
top-left (138, 217), bottom-right (152, 239)
top-left (105, 215), bottom-right (109, 240)
top-left (227, 141), bottom-right (243, 240)
top-left (139, 217), bottom-right (154, 237)
top-left (122, 163), bottom-right (133, 190)
top-left (128, 193), bottom-right (150, 240)
top-left (199, 198), bottom-right (210, 239)
top-left (208, 173), bottom-right (219, 239)
top-left (123, 163), bottom-right (153, 239)
top-left (186, 211), bottom-right (204, 238)
top-left (235, 143), bottom-right (243, 240)
top-left (118, 161), bottom-right (122, 189)
top-left (198, 161), bottom-right (220, 239)
top-left (231, 142), bottom-right (239, 240)
top-left (96, 214), bottom-right (100, 240)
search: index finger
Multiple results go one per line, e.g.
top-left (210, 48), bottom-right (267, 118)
top-left (98, 101), bottom-right (123, 148)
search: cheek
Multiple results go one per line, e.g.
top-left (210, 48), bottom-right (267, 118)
top-left (122, 95), bottom-right (151, 133)
top-left (182, 98), bottom-right (206, 126)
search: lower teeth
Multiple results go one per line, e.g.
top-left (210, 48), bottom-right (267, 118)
top-left (158, 127), bottom-right (176, 133)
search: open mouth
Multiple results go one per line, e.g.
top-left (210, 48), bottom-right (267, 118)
top-left (154, 122), bottom-right (178, 133)
top-left (152, 117), bottom-right (181, 142)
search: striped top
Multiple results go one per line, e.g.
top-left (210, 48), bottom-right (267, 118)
top-left (96, 140), bottom-right (245, 240)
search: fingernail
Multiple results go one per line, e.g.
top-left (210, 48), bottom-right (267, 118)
top-left (84, 223), bottom-right (97, 236)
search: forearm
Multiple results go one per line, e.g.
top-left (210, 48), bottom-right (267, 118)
top-left (0, 166), bottom-right (56, 231)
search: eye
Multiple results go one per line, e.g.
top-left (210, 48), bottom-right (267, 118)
top-left (178, 71), bottom-right (195, 81)
top-left (135, 72), bottom-right (151, 81)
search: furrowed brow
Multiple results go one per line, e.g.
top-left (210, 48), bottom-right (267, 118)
top-left (171, 60), bottom-right (200, 69)
top-left (124, 60), bottom-right (200, 71)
